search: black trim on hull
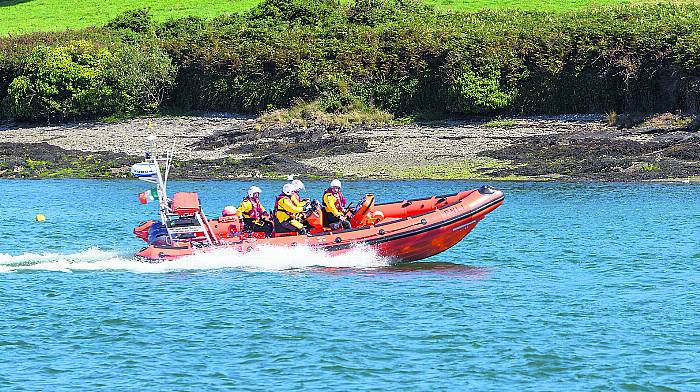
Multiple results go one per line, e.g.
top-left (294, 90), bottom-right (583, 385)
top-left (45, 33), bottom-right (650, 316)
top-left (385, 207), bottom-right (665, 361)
top-left (373, 190), bottom-right (465, 207)
top-left (322, 195), bottom-right (504, 252)
top-left (375, 217), bottom-right (409, 227)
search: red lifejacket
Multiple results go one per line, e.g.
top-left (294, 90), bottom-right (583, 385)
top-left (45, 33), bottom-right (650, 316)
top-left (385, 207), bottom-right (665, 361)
top-left (242, 196), bottom-right (264, 220)
top-left (323, 187), bottom-right (347, 211)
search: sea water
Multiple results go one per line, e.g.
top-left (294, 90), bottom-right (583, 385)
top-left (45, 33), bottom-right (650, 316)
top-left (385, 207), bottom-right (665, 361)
top-left (0, 179), bottom-right (698, 390)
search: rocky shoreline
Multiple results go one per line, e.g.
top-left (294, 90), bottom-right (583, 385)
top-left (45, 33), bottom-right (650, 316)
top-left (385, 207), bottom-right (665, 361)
top-left (1, 114), bottom-right (698, 182)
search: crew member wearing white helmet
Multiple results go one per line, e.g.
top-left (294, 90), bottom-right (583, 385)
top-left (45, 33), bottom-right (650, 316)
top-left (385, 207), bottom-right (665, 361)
top-left (238, 185), bottom-right (273, 237)
top-left (322, 179), bottom-right (351, 230)
top-left (273, 183), bottom-right (308, 235)
top-left (290, 179), bottom-right (308, 208)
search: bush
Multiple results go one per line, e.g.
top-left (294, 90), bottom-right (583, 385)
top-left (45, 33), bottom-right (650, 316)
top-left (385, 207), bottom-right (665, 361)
top-left (0, 40), bottom-right (174, 121)
top-left (156, 16), bottom-right (207, 40)
top-left (249, 0), bottom-right (346, 27)
top-left (105, 44), bottom-right (176, 112)
top-left (105, 8), bottom-right (155, 35)
top-left (2, 42), bottom-right (119, 121)
top-left (446, 63), bottom-right (515, 114)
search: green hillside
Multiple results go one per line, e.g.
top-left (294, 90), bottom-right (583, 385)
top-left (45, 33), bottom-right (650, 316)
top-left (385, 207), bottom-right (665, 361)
top-left (0, 0), bottom-right (679, 36)
top-left (0, 0), bottom-right (260, 36)
top-left (2, 0), bottom-right (700, 123)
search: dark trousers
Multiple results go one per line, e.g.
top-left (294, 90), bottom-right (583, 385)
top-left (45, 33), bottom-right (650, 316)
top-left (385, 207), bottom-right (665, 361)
top-left (243, 218), bottom-right (273, 237)
top-left (324, 211), bottom-right (351, 230)
top-left (275, 220), bottom-right (307, 234)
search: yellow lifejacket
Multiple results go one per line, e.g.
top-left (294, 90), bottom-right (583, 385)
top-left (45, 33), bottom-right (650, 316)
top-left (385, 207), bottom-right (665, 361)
top-left (238, 197), bottom-right (265, 220)
top-left (323, 192), bottom-right (344, 218)
top-left (274, 194), bottom-right (305, 223)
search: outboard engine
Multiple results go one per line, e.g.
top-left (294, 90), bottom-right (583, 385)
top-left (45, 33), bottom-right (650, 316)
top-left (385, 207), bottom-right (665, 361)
top-left (147, 221), bottom-right (171, 246)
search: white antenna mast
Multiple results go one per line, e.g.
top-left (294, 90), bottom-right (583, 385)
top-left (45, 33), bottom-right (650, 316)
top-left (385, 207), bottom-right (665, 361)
top-left (131, 121), bottom-right (173, 225)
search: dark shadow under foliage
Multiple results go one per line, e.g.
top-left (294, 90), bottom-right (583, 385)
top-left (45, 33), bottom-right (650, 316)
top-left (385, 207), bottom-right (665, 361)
top-left (2, 0), bottom-right (700, 122)
top-left (0, 0), bottom-right (32, 7)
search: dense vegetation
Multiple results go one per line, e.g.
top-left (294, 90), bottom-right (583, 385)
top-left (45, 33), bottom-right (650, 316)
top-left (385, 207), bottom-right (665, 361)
top-left (1, 0), bottom-right (700, 123)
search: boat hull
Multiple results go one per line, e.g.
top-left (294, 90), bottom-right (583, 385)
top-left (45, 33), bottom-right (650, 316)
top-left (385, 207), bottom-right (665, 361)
top-left (134, 186), bottom-right (504, 263)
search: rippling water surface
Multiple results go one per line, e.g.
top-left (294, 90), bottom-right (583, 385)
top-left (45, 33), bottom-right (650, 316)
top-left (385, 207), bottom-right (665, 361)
top-left (1, 179), bottom-right (699, 390)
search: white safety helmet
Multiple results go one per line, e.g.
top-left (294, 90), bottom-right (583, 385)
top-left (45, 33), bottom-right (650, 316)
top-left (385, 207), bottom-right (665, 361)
top-left (330, 179), bottom-right (342, 189)
top-left (248, 185), bottom-right (262, 198)
top-left (282, 183), bottom-right (295, 196)
top-left (222, 206), bottom-right (238, 216)
top-left (291, 179), bottom-right (305, 191)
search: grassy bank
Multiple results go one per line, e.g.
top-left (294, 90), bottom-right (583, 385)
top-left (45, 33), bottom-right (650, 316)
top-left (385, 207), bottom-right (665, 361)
top-left (0, 0), bottom-right (259, 37)
top-left (1, 0), bottom-right (700, 124)
top-left (0, 0), bottom-right (676, 36)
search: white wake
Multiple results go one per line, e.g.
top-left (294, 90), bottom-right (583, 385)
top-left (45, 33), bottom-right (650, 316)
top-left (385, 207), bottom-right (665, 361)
top-left (0, 246), bottom-right (389, 273)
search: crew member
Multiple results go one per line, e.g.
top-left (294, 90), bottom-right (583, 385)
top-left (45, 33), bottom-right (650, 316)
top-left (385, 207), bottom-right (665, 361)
top-left (323, 179), bottom-right (351, 230)
top-left (274, 183), bottom-right (308, 235)
top-left (238, 185), bottom-right (273, 237)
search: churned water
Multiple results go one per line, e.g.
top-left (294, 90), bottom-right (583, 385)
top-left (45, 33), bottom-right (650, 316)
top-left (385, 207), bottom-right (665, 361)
top-left (1, 179), bottom-right (698, 390)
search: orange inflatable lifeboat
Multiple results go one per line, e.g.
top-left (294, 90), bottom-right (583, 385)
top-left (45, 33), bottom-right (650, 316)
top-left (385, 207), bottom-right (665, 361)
top-left (133, 185), bottom-right (505, 263)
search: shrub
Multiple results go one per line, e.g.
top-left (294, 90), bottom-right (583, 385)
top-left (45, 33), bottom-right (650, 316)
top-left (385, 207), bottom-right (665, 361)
top-left (156, 16), bottom-right (207, 40)
top-left (446, 63), bottom-right (515, 114)
top-left (105, 8), bottom-right (155, 35)
top-left (125, 1), bottom-right (700, 118)
top-left (0, 40), bottom-right (174, 121)
top-left (2, 42), bottom-right (119, 121)
top-left (104, 44), bottom-right (176, 112)
top-left (249, 0), bottom-right (346, 27)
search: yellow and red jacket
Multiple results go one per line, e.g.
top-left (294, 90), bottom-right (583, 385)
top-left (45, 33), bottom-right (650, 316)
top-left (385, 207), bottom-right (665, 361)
top-left (323, 188), bottom-right (347, 218)
top-left (274, 194), bottom-right (305, 222)
top-left (238, 197), bottom-right (266, 221)
top-left (291, 192), bottom-right (307, 208)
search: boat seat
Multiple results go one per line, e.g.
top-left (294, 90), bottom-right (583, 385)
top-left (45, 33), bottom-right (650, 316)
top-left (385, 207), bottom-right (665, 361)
top-left (172, 192), bottom-right (201, 216)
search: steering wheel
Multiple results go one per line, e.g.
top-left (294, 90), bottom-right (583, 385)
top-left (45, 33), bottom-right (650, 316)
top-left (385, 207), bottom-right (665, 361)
top-left (351, 196), bottom-right (366, 214)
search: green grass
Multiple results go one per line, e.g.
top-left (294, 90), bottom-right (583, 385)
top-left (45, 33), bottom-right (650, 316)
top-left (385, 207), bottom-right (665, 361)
top-left (484, 119), bottom-right (517, 127)
top-left (0, 0), bottom-right (260, 36)
top-left (349, 159), bottom-right (524, 180)
top-left (0, 0), bottom-right (686, 36)
top-left (640, 163), bottom-right (661, 171)
top-left (433, 0), bottom-right (673, 12)
top-left (260, 100), bottom-right (393, 128)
